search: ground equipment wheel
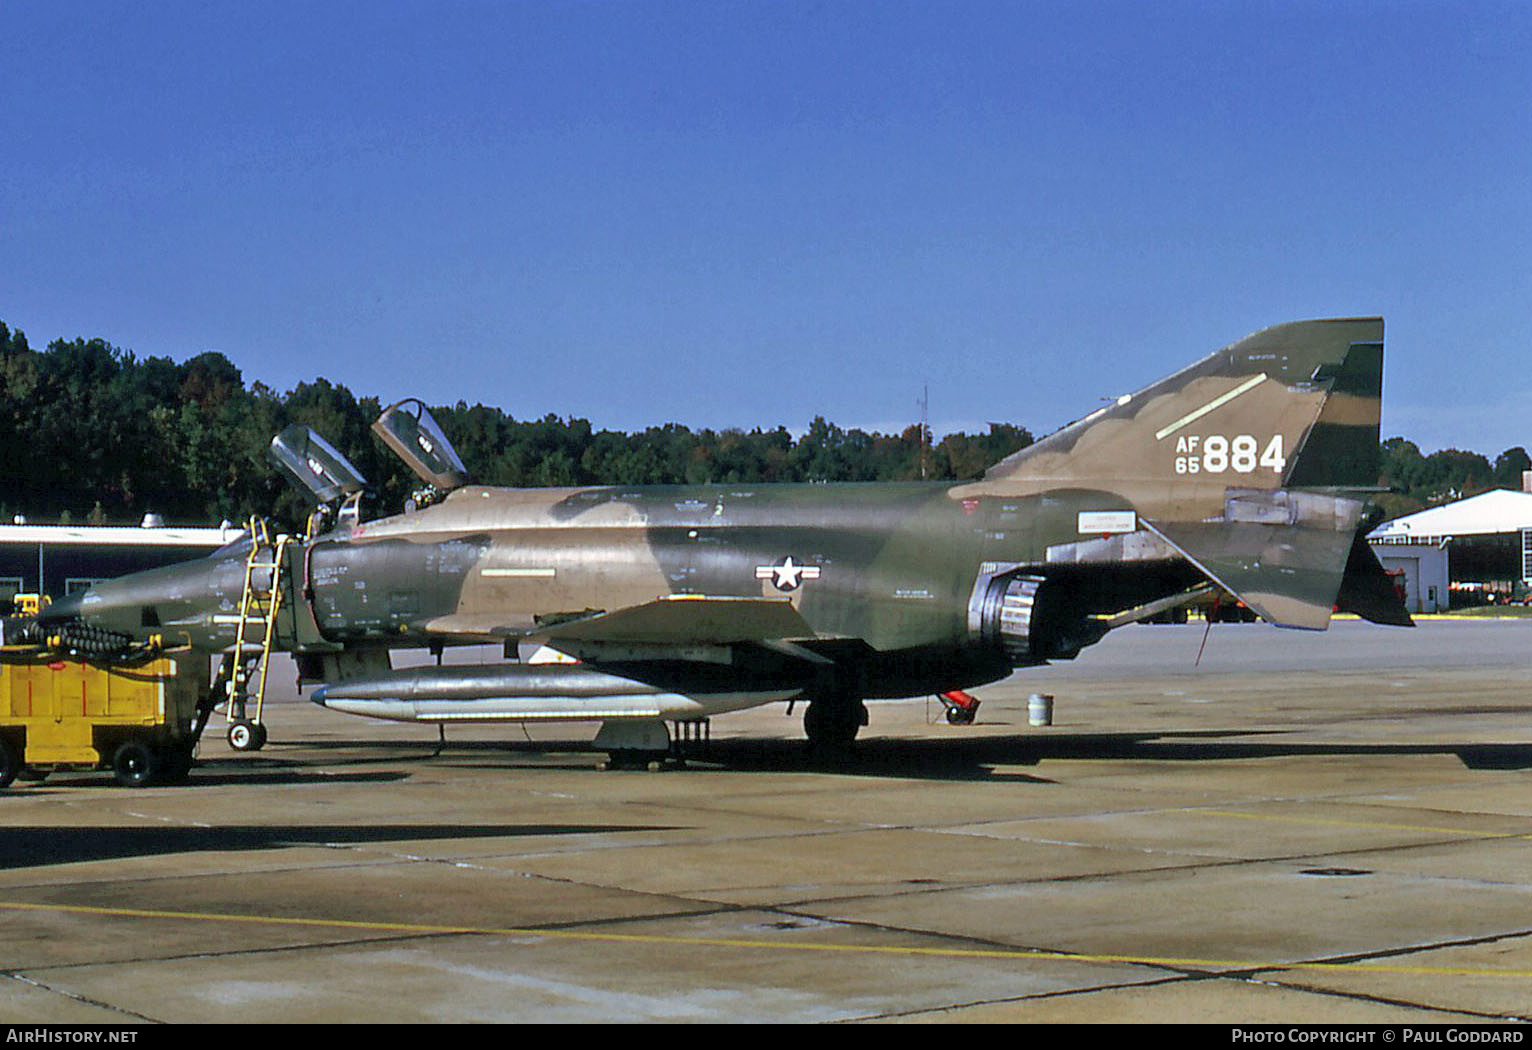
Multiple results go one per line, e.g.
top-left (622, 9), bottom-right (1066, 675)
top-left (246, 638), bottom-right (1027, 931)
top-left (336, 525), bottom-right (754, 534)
top-left (937, 690), bottom-right (980, 725)
top-left (0, 738), bottom-right (18, 789)
top-left (112, 740), bottom-right (159, 788)
top-left (227, 721), bottom-right (267, 751)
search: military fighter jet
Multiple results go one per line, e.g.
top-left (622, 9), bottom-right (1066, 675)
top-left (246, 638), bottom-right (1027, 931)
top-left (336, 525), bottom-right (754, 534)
top-left (9, 318), bottom-right (1410, 764)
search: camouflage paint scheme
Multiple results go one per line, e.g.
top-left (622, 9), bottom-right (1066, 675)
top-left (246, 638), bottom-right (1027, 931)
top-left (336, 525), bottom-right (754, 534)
top-left (27, 319), bottom-right (1408, 741)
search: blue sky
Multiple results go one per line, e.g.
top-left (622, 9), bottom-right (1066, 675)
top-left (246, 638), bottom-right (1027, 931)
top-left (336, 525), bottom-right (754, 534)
top-left (4, 1), bottom-right (1530, 455)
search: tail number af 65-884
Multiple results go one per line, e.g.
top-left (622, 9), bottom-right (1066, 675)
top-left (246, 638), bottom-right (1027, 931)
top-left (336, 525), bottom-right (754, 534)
top-left (1174, 434), bottom-right (1286, 475)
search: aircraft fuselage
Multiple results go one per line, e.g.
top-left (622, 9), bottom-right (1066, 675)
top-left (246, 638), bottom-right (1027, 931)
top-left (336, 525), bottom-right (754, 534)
top-left (51, 479), bottom-right (1197, 700)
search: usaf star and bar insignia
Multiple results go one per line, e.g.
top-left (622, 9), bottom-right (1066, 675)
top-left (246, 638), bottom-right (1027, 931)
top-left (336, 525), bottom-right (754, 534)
top-left (756, 556), bottom-right (822, 593)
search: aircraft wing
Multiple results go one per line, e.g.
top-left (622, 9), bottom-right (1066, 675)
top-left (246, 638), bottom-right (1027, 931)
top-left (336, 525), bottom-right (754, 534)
top-left (538, 596), bottom-right (816, 645)
top-left (421, 596), bottom-right (816, 646)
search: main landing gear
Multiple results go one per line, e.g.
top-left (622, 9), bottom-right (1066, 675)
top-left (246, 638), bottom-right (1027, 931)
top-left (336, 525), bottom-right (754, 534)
top-left (803, 697), bottom-right (868, 757)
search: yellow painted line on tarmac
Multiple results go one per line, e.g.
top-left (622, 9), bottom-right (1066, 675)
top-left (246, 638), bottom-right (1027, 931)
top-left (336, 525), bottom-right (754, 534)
top-left (1196, 809), bottom-right (1532, 841)
top-left (1412, 615), bottom-right (1532, 622)
top-left (3, 899), bottom-right (1530, 980)
top-left (1332, 613), bottom-right (1532, 622)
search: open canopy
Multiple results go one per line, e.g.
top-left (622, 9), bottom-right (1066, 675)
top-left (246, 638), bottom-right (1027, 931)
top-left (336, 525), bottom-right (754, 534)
top-left (372, 399), bottom-right (469, 492)
top-left (267, 425), bottom-right (367, 505)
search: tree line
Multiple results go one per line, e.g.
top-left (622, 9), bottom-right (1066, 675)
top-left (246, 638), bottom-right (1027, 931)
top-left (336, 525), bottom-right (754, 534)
top-left (1375, 437), bottom-right (1531, 519)
top-left (2, 320), bottom-right (1523, 529)
top-left (0, 320), bottom-right (1031, 528)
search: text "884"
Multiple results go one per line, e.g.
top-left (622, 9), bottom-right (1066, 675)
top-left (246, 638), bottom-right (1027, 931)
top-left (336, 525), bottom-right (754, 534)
top-left (1174, 434), bottom-right (1286, 475)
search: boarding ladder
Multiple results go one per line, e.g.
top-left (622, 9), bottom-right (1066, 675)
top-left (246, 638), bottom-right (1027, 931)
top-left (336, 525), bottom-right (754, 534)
top-left (223, 518), bottom-right (294, 750)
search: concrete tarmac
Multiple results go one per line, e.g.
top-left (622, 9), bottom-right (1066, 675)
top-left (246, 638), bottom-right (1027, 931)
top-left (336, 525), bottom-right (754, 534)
top-left (3, 619), bottom-right (1532, 1023)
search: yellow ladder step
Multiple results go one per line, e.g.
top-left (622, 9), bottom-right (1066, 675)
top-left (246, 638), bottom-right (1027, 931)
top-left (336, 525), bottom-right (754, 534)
top-left (227, 520), bottom-right (294, 734)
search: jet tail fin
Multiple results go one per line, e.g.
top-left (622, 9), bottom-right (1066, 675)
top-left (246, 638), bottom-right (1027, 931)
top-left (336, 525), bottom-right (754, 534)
top-left (956, 318), bottom-right (1391, 632)
top-left (968, 317), bottom-right (1385, 500)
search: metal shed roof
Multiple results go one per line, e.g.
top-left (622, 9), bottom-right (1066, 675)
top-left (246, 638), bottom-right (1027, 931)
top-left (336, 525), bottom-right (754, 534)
top-left (0, 524), bottom-right (241, 547)
top-left (1370, 489), bottom-right (1532, 543)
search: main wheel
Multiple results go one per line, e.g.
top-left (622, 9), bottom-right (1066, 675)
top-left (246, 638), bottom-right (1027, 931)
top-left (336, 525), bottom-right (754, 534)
top-left (804, 698), bottom-right (867, 755)
top-left (112, 740), bottom-right (159, 788)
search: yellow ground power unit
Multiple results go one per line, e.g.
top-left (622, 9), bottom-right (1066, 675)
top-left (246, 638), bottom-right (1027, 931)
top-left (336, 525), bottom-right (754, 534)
top-left (0, 649), bottom-right (210, 787)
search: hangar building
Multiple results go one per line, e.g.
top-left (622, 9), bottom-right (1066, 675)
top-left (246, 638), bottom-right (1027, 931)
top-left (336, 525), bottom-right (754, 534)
top-left (1369, 486), bottom-right (1532, 611)
top-left (0, 521), bottom-right (240, 606)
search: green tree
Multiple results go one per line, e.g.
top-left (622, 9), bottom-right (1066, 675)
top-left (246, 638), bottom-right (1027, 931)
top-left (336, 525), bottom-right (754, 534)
top-left (1493, 447), bottom-right (1531, 490)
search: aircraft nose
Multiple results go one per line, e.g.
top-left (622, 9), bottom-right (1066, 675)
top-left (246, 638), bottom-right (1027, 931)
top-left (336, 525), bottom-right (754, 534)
top-left (37, 592), bottom-right (84, 623)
